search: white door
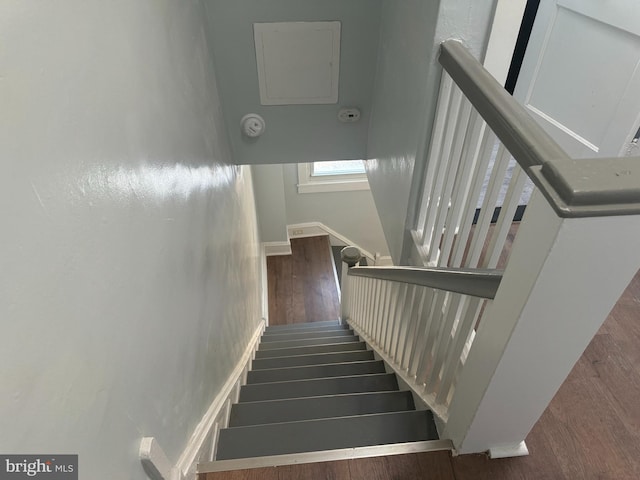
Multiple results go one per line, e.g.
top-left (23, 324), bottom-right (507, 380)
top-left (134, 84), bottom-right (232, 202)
top-left (513, 0), bottom-right (640, 159)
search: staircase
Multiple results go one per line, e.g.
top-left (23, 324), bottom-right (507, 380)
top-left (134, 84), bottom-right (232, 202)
top-left (215, 320), bottom-right (439, 461)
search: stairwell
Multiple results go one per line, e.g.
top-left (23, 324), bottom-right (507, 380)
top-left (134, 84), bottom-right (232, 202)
top-left (215, 320), bottom-right (439, 461)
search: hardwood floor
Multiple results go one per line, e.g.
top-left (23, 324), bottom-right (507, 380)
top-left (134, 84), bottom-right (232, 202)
top-left (267, 236), bottom-right (340, 325)
top-left (203, 234), bottom-right (640, 479)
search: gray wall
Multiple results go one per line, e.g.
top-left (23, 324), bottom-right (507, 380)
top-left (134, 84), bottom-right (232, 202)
top-left (252, 164), bottom-right (289, 242)
top-left (282, 165), bottom-right (390, 256)
top-left (204, 0), bottom-right (382, 165)
top-left (0, 1), bottom-right (262, 478)
top-left (366, 0), bottom-right (496, 263)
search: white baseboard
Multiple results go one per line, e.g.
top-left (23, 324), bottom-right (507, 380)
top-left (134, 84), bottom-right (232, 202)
top-left (287, 222), bottom-right (378, 264)
top-left (139, 438), bottom-right (180, 480)
top-left (140, 321), bottom-right (265, 480)
top-left (260, 244), bottom-right (269, 325)
top-left (488, 441), bottom-right (529, 458)
top-left (263, 241), bottom-right (292, 256)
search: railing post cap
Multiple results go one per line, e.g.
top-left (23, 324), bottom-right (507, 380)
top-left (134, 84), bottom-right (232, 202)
top-left (341, 246), bottom-right (362, 267)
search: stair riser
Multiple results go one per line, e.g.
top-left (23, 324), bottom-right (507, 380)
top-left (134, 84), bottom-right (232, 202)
top-left (263, 324), bottom-right (349, 335)
top-left (246, 361), bottom-right (386, 384)
top-left (252, 350), bottom-right (374, 370)
top-left (228, 391), bottom-right (416, 427)
top-left (254, 342), bottom-right (367, 359)
top-left (258, 335), bottom-right (359, 351)
top-left (216, 410), bottom-right (438, 460)
top-left (264, 320), bottom-right (342, 332)
top-left (239, 374), bottom-right (399, 402)
top-left (260, 329), bottom-right (354, 342)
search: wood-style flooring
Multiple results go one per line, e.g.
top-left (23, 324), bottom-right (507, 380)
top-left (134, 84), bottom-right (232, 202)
top-left (203, 234), bottom-right (640, 479)
top-left (267, 235), bottom-right (340, 325)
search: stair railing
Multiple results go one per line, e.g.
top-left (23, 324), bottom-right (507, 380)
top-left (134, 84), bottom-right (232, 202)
top-left (343, 266), bottom-right (501, 421)
top-left (343, 39), bottom-right (640, 456)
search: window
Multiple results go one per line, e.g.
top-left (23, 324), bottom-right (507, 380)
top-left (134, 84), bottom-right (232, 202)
top-left (297, 160), bottom-right (369, 193)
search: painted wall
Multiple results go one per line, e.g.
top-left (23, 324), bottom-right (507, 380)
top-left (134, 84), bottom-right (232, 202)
top-left (366, 0), bottom-right (496, 263)
top-left (252, 164), bottom-right (288, 243)
top-left (0, 2), bottom-right (262, 479)
top-left (204, 0), bottom-right (382, 165)
top-left (282, 165), bottom-right (390, 256)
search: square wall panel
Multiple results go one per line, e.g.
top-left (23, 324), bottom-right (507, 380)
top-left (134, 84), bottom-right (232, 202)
top-left (254, 21), bottom-right (341, 105)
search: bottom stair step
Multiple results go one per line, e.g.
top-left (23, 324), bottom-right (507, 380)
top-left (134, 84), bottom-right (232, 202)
top-left (216, 410), bottom-right (438, 460)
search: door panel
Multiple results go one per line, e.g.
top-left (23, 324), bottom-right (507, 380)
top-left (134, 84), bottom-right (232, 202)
top-left (514, 0), bottom-right (640, 159)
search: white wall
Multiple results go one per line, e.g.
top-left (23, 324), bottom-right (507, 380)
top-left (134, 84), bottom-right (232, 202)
top-left (282, 165), bottom-right (390, 256)
top-left (366, 0), bottom-right (496, 263)
top-left (203, 0), bottom-right (382, 165)
top-left (0, 2), bottom-right (262, 479)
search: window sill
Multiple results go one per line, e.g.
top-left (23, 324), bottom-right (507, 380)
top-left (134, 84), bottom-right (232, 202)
top-left (297, 179), bottom-right (370, 194)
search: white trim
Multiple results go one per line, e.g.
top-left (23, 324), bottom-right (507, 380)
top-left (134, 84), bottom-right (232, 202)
top-left (174, 320), bottom-right (265, 480)
top-left (260, 244), bottom-right (269, 325)
top-left (488, 442), bottom-right (529, 458)
top-left (263, 241), bottom-right (292, 256)
top-left (198, 439), bottom-right (453, 473)
top-left (374, 254), bottom-right (394, 266)
top-left (525, 104), bottom-right (599, 152)
top-left (297, 163), bottom-right (369, 194)
top-left (139, 438), bottom-right (180, 480)
top-left (287, 222), bottom-right (376, 264)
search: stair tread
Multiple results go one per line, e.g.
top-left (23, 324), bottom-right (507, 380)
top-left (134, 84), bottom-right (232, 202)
top-left (258, 335), bottom-right (359, 351)
top-left (263, 324), bottom-right (350, 336)
top-left (216, 410), bottom-right (438, 460)
top-left (229, 390), bottom-right (416, 427)
top-left (265, 320), bottom-right (342, 332)
top-left (260, 329), bottom-right (354, 342)
top-left (239, 373), bottom-right (399, 402)
top-left (246, 360), bottom-right (386, 384)
top-left (252, 350), bottom-right (374, 370)
top-left (254, 342), bottom-right (367, 359)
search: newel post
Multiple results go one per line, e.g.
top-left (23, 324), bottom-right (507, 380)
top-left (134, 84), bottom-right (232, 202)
top-left (443, 189), bottom-right (640, 456)
top-left (340, 246), bottom-right (363, 322)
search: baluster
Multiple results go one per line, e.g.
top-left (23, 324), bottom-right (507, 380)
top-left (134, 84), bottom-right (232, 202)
top-left (436, 297), bottom-right (482, 405)
top-left (401, 287), bottom-right (426, 371)
top-left (449, 127), bottom-right (496, 267)
top-left (389, 283), bottom-right (409, 360)
top-left (465, 143), bottom-right (511, 267)
top-left (482, 163), bottom-right (527, 268)
top-left (414, 289), bottom-right (445, 384)
top-left (438, 111), bottom-right (484, 267)
top-left (427, 98), bottom-right (473, 265)
top-left (421, 87), bottom-right (464, 251)
top-left (392, 285), bottom-right (414, 363)
top-left (408, 287), bottom-right (436, 377)
top-left (416, 73), bottom-right (455, 235)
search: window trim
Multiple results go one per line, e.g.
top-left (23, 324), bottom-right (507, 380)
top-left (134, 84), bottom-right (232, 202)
top-left (297, 162), bottom-right (369, 194)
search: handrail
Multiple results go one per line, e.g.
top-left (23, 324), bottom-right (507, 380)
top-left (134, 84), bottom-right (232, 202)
top-left (439, 40), bottom-right (568, 169)
top-left (347, 266), bottom-right (502, 299)
top-left (439, 40), bottom-right (640, 218)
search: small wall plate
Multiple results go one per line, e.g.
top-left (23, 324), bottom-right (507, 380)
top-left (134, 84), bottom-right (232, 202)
top-left (241, 114), bottom-right (266, 138)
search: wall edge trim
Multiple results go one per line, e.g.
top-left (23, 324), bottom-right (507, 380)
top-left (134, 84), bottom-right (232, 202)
top-left (173, 320), bottom-right (265, 479)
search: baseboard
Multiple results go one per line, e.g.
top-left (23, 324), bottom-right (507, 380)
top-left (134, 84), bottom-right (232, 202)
top-left (488, 441), bottom-right (529, 458)
top-left (259, 244), bottom-right (269, 325)
top-left (140, 320), bottom-right (265, 480)
top-left (139, 438), bottom-right (180, 480)
top-left (287, 222), bottom-right (377, 264)
top-left (263, 241), bottom-right (292, 256)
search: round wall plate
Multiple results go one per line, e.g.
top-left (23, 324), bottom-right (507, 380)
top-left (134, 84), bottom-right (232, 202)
top-left (241, 114), bottom-right (266, 138)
